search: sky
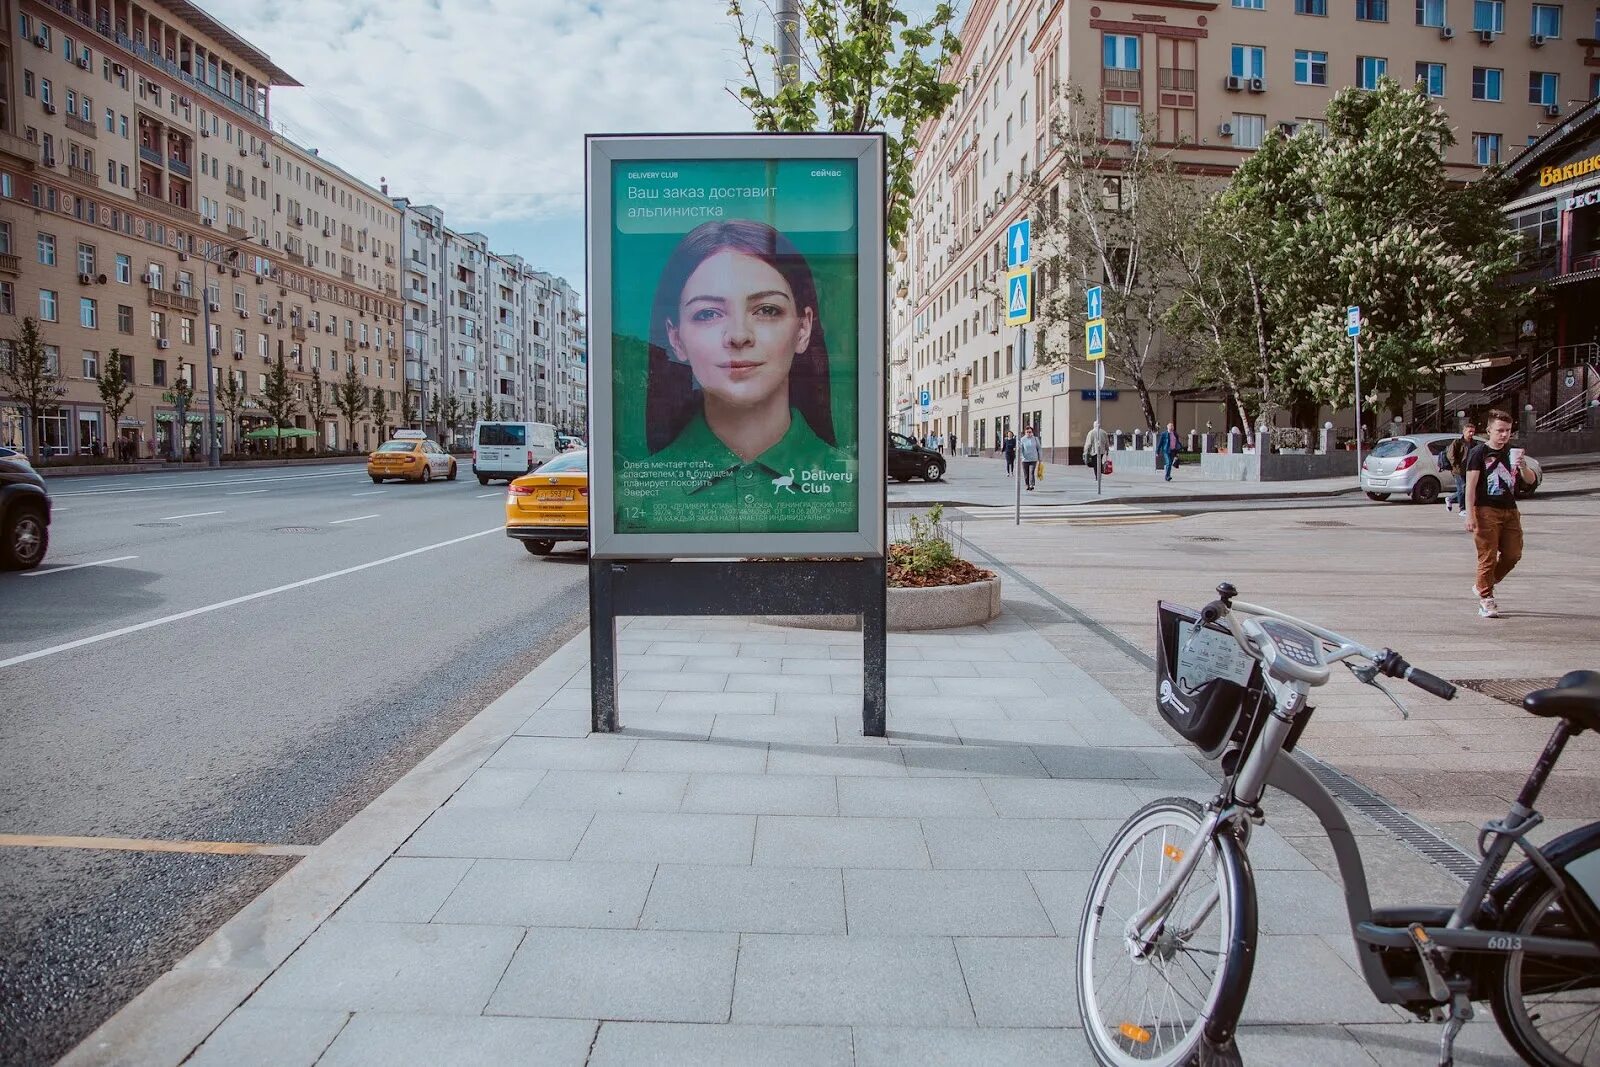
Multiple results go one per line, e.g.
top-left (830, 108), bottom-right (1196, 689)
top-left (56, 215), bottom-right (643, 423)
top-left (203, 0), bottom-right (769, 295)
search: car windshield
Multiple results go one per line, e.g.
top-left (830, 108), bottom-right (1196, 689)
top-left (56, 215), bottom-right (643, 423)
top-left (890, 434), bottom-right (913, 448)
top-left (479, 424), bottom-right (525, 446)
top-left (538, 451), bottom-right (587, 474)
top-left (1370, 439), bottom-right (1416, 458)
top-left (377, 441), bottom-right (416, 453)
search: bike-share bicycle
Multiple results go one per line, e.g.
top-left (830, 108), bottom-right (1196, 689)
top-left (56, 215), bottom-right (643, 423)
top-left (1075, 582), bottom-right (1600, 1067)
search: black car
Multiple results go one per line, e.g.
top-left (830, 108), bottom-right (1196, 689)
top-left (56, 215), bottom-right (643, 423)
top-left (0, 446), bottom-right (49, 570)
top-left (887, 432), bottom-right (945, 482)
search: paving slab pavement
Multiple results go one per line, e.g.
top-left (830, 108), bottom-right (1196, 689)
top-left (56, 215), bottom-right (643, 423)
top-left (64, 584), bottom-right (1526, 1064)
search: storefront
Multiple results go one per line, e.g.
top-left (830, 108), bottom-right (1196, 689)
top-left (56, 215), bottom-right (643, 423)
top-left (1, 400), bottom-right (107, 457)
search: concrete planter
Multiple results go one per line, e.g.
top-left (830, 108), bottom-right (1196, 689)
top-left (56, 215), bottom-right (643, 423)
top-left (762, 576), bottom-right (1003, 632)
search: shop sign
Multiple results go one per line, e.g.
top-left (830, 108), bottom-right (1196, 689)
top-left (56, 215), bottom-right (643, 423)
top-left (1540, 152), bottom-right (1600, 188)
top-left (1561, 188), bottom-right (1600, 212)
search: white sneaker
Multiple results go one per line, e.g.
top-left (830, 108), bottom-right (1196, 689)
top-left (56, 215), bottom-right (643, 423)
top-left (1478, 596), bottom-right (1500, 618)
top-left (1445, 500), bottom-right (1456, 513)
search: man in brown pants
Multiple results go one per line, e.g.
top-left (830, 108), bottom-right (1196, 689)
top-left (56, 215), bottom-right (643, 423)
top-left (1464, 409), bottom-right (1535, 618)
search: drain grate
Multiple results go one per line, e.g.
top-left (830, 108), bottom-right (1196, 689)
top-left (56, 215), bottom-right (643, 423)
top-left (1299, 520), bottom-right (1352, 528)
top-left (1182, 535), bottom-right (1228, 543)
top-left (1294, 751), bottom-right (1481, 883)
top-left (273, 526), bottom-right (321, 534)
top-left (1453, 677), bottom-right (1563, 707)
top-left (135, 522), bottom-right (179, 528)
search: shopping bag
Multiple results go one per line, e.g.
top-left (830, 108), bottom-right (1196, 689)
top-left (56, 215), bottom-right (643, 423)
top-left (1103, 458), bottom-right (1114, 475)
top-left (1037, 460), bottom-right (1046, 482)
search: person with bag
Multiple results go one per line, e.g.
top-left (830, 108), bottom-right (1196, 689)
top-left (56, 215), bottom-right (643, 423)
top-left (1084, 421), bottom-right (1108, 471)
top-left (1155, 422), bottom-right (1180, 481)
top-left (1018, 425), bottom-right (1042, 491)
top-left (1002, 430), bottom-right (1017, 475)
top-left (1443, 417), bottom-right (1477, 518)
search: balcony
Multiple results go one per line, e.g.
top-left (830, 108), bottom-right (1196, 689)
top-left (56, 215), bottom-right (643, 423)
top-left (291, 325), bottom-right (308, 341)
top-left (138, 144), bottom-right (162, 166)
top-left (168, 157), bottom-right (191, 178)
top-left (136, 190), bottom-right (195, 223)
top-left (1159, 68), bottom-right (1198, 92)
top-left (288, 215), bottom-right (302, 229)
top-left (341, 269), bottom-right (355, 283)
top-left (226, 223), bottom-right (248, 239)
top-left (65, 114), bottom-right (97, 138)
top-left (1103, 68), bottom-right (1141, 90)
top-left (225, 182), bottom-right (246, 202)
top-left (287, 251), bottom-right (305, 266)
top-left (0, 130), bottom-right (39, 167)
top-left (149, 289), bottom-right (200, 314)
top-left (0, 253), bottom-right (19, 275)
top-left (343, 337), bottom-right (358, 353)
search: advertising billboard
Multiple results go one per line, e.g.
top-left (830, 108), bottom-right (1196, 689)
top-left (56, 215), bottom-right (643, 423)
top-left (586, 134), bottom-right (885, 559)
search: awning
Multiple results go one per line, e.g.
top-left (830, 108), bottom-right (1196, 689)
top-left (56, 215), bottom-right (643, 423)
top-left (1432, 355), bottom-right (1517, 373)
top-left (155, 412), bottom-right (207, 423)
top-left (245, 426), bottom-right (318, 440)
top-left (118, 417), bottom-right (146, 427)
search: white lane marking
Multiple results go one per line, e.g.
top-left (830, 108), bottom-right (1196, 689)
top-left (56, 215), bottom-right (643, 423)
top-left (328, 514), bottom-right (379, 525)
top-left (225, 489), bottom-right (269, 496)
top-left (0, 527), bottom-right (501, 670)
top-left (474, 492), bottom-right (501, 498)
top-left (52, 469), bottom-right (365, 498)
top-left (22, 555), bottom-right (138, 578)
top-left (158, 510), bottom-right (225, 521)
top-left (352, 490), bottom-right (386, 496)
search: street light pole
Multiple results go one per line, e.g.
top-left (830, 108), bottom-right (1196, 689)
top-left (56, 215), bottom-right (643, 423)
top-left (202, 253), bottom-right (220, 466)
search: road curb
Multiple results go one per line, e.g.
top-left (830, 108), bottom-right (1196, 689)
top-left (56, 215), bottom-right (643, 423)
top-left (59, 629), bottom-right (592, 1067)
top-left (39, 457), bottom-right (369, 479)
top-left (892, 485), bottom-right (1365, 509)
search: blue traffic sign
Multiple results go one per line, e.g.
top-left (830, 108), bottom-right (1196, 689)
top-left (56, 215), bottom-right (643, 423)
top-left (1085, 318), bottom-right (1107, 360)
top-left (1006, 219), bottom-right (1031, 269)
top-left (1346, 306), bottom-right (1361, 337)
top-left (1050, 372), bottom-right (1066, 386)
top-left (1085, 285), bottom-right (1103, 321)
top-left (1006, 270), bottom-right (1034, 326)
top-left (919, 388), bottom-right (930, 410)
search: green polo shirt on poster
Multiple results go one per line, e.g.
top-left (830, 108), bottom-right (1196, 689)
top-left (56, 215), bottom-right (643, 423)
top-left (615, 408), bottom-right (859, 534)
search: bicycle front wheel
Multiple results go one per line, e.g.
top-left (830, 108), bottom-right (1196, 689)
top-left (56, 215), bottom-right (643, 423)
top-left (1077, 797), bottom-right (1257, 1067)
top-left (1490, 875), bottom-right (1600, 1066)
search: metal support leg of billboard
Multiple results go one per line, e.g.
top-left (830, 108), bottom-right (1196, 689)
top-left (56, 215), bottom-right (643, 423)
top-left (589, 558), bottom-right (889, 737)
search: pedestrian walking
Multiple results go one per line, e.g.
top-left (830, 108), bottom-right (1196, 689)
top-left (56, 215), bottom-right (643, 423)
top-left (1083, 421), bottom-right (1108, 469)
top-left (1155, 422), bottom-right (1180, 481)
top-left (1464, 409), bottom-right (1535, 619)
top-left (932, 431), bottom-right (944, 455)
top-left (1018, 425), bottom-right (1041, 491)
top-left (1443, 417), bottom-right (1477, 517)
top-left (1002, 429), bottom-right (1017, 475)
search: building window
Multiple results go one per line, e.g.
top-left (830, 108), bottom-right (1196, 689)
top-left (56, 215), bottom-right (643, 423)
top-left (37, 232), bottom-right (56, 266)
top-left (40, 289), bottom-right (58, 321)
top-left (1510, 206), bottom-right (1558, 260)
top-left (1357, 0), bottom-right (1390, 19)
top-left (1103, 34), bottom-right (1140, 69)
top-left (1473, 66), bottom-right (1503, 100)
top-left (82, 350), bottom-right (98, 378)
top-left (153, 359), bottom-right (167, 386)
top-left (1528, 71), bottom-right (1558, 105)
top-left (1415, 0), bottom-right (1446, 26)
top-left (1472, 0), bottom-right (1503, 31)
top-left (79, 298), bottom-right (97, 328)
top-left (1, 282), bottom-right (15, 317)
top-left (1357, 55), bottom-right (1388, 89)
top-left (1296, 0), bottom-right (1327, 12)
top-left (1530, 3), bottom-right (1561, 36)
top-left (1231, 45), bottom-right (1266, 79)
top-left (77, 243), bottom-right (95, 275)
top-left (116, 304), bottom-right (133, 333)
top-left (1295, 49), bottom-right (1329, 84)
top-left (1416, 61), bottom-right (1446, 96)
top-left (1232, 0), bottom-right (1264, 8)
top-left (1104, 104), bottom-right (1142, 140)
top-left (1472, 132), bottom-right (1502, 165)
top-left (1234, 113), bottom-right (1266, 149)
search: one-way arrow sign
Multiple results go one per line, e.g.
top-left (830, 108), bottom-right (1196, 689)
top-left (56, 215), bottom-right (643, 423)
top-left (1007, 219), bottom-right (1031, 270)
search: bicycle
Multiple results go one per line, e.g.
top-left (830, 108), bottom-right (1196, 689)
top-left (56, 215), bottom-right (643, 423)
top-left (1075, 582), bottom-right (1600, 1067)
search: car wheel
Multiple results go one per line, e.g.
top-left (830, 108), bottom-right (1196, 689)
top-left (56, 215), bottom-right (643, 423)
top-left (2, 504), bottom-right (49, 570)
top-left (420, 466), bottom-right (433, 483)
top-left (370, 476), bottom-right (383, 484)
top-left (1410, 477), bottom-right (1440, 505)
top-left (477, 474), bottom-right (489, 486)
top-left (523, 539), bottom-right (554, 556)
top-left (924, 461), bottom-right (944, 482)
top-left (1365, 491), bottom-right (1390, 501)
top-left (447, 462), bottom-right (457, 481)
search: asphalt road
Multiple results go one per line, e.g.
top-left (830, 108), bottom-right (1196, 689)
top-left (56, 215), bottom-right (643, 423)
top-left (0, 461), bottom-right (589, 1064)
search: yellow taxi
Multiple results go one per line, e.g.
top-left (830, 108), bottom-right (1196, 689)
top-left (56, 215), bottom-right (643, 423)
top-left (368, 429), bottom-right (458, 484)
top-left (505, 449), bottom-right (587, 555)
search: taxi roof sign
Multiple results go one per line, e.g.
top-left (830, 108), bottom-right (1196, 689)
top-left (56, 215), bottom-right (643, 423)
top-left (392, 429), bottom-right (428, 439)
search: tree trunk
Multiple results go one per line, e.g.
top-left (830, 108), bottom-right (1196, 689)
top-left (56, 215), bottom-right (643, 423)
top-left (1130, 367), bottom-right (1158, 430)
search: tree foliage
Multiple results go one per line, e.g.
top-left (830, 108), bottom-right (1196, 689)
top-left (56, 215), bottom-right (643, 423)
top-left (218, 370), bottom-right (248, 453)
top-left (307, 366), bottom-right (333, 451)
top-left (260, 351), bottom-right (299, 455)
top-left (371, 387), bottom-right (389, 441)
top-left (1, 317), bottom-right (66, 462)
top-left (335, 364), bottom-right (367, 452)
top-left (168, 374), bottom-right (194, 460)
top-left (96, 347), bottom-right (134, 452)
top-left (727, 0), bottom-right (961, 247)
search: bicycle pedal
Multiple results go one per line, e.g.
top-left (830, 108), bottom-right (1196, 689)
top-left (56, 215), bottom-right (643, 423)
top-left (1407, 923), bottom-right (1452, 1004)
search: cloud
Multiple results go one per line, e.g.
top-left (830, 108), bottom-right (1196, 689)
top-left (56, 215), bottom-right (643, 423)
top-left (204, 0), bottom-right (759, 229)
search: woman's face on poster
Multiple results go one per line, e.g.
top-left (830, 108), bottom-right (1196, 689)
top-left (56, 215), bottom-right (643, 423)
top-left (666, 249), bottom-right (813, 410)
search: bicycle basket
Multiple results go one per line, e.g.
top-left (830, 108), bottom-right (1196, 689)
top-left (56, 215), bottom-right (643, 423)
top-left (1156, 601), bottom-right (1267, 759)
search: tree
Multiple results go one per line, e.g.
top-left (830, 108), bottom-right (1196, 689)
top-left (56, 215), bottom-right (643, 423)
top-left (370, 387), bottom-right (389, 441)
top-left (96, 347), bottom-right (134, 458)
top-left (727, 0), bottom-right (961, 247)
top-left (218, 370), bottom-right (248, 455)
top-left (427, 393), bottom-right (442, 442)
top-left (335, 364), bottom-right (367, 453)
top-left (307, 366), bottom-right (334, 453)
top-left (482, 389), bottom-right (495, 423)
top-left (168, 374), bottom-right (195, 460)
top-left (402, 378), bottom-right (419, 427)
top-left (260, 351), bottom-right (299, 456)
top-left (1194, 79), bottom-right (1521, 427)
top-left (1, 317), bottom-right (66, 462)
top-left (441, 392), bottom-right (461, 445)
top-left (1019, 90), bottom-right (1202, 429)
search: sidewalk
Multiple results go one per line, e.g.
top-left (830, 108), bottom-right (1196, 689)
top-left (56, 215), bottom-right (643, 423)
top-left (65, 597), bottom-right (1521, 1063)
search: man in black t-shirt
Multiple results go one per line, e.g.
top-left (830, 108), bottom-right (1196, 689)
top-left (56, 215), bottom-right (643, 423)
top-left (1464, 409), bottom-right (1534, 618)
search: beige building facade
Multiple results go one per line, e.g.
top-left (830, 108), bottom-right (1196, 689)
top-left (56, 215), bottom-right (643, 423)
top-left (899, 0), bottom-right (1599, 456)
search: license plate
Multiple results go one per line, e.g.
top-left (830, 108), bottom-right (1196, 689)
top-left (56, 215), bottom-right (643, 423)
top-left (536, 489), bottom-right (575, 501)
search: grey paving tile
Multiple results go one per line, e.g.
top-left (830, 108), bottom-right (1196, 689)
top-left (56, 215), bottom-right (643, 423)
top-left (649, 641), bottom-right (740, 657)
top-left (764, 745), bottom-right (907, 778)
top-left (712, 714), bottom-right (839, 744)
top-left (660, 690), bottom-right (777, 714)
top-left (886, 659), bottom-right (979, 678)
top-left (921, 817), bottom-right (1102, 870)
top-left (623, 738), bottom-right (769, 774)
top-left (934, 676), bottom-right (1049, 698)
top-left (755, 816), bottom-right (930, 869)
top-left (1344, 1021), bottom-right (1520, 1065)
top-left (522, 770), bottom-right (690, 813)
top-left (485, 735), bottom-right (637, 771)
top-left (1134, 748), bottom-right (1216, 784)
top-left (982, 778), bottom-right (1142, 820)
top-left (776, 692), bottom-right (863, 716)
top-left (901, 744), bottom-right (1050, 778)
top-left (1255, 868), bottom-right (1354, 935)
top-left (955, 937), bottom-right (1078, 1026)
top-left (1031, 746), bottom-right (1157, 780)
top-left (845, 870), bottom-right (1052, 936)
top-left (781, 658), bottom-right (859, 675)
top-left (620, 654), bottom-right (685, 672)
top-left (837, 777), bottom-right (996, 818)
top-left (1026, 870), bottom-right (1096, 937)
top-left (574, 811), bottom-right (756, 865)
top-left (739, 642), bottom-right (835, 660)
top-left (726, 673), bottom-right (827, 694)
top-left (399, 809), bottom-right (592, 860)
top-left (590, 1022), bottom-right (853, 1066)
top-left (514, 708), bottom-right (594, 738)
top-left (683, 656), bottom-right (782, 675)
top-left (186, 1007), bottom-right (348, 1067)
top-left (887, 695), bottom-right (1009, 719)
top-left (615, 712), bottom-right (718, 741)
top-left (444, 769), bottom-right (547, 809)
top-left (250, 921), bottom-right (523, 1014)
top-left (434, 859), bottom-right (655, 928)
top-left (337, 857), bottom-right (473, 924)
top-left (640, 865), bottom-right (845, 934)
top-left (486, 928), bottom-right (739, 1023)
top-left (1070, 716), bottom-right (1171, 747)
top-left (319, 1014), bottom-right (596, 1067)
top-left (624, 671), bottom-right (727, 693)
top-left (681, 772), bottom-right (838, 816)
top-left (1234, 1025), bottom-right (1383, 1066)
top-left (733, 935), bottom-right (975, 1026)
top-left (853, 1027), bottom-right (1091, 1066)
top-left (1242, 935), bottom-right (1406, 1024)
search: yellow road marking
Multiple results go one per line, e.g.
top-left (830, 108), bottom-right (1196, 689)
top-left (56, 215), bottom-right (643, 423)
top-left (0, 833), bottom-right (313, 857)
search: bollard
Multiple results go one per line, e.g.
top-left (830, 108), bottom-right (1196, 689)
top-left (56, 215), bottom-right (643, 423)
top-left (1320, 422), bottom-right (1335, 454)
top-left (1186, 430), bottom-right (1198, 453)
top-left (1521, 404), bottom-right (1536, 434)
top-left (1200, 432), bottom-right (1214, 455)
top-left (1133, 429), bottom-right (1145, 451)
top-left (1227, 428), bottom-right (1242, 454)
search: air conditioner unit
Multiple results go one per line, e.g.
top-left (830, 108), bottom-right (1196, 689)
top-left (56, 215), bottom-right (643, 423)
top-left (1545, 102), bottom-right (1560, 117)
top-left (261, 157), bottom-right (269, 168)
top-left (158, 339), bottom-right (171, 349)
top-left (1476, 28), bottom-right (1494, 42)
top-left (200, 129), bottom-right (209, 138)
top-left (75, 272), bottom-right (92, 284)
top-left (1248, 77), bottom-right (1266, 93)
top-left (42, 154), bottom-right (55, 167)
top-left (180, 96), bottom-right (191, 107)
top-left (43, 102), bottom-right (57, 115)
top-left (231, 352), bottom-right (242, 360)
top-left (255, 274), bottom-right (264, 284)
top-left (238, 309), bottom-right (249, 319)
top-left (97, 273), bottom-right (108, 284)
top-left (1224, 75), bottom-right (1243, 92)
top-left (33, 34), bottom-right (48, 47)
top-left (140, 272), bottom-right (153, 284)
top-left (178, 252), bottom-right (189, 262)
top-left (1530, 33), bottom-right (1547, 46)
top-left (238, 147), bottom-right (247, 158)
top-left (202, 218), bottom-right (213, 227)
top-left (208, 301), bottom-right (221, 312)
top-left (78, 57), bottom-right (91, 70)
top-left (1440, 25), bottom-right (1455, 39)
top-left (113, 62), bottom-right (126, 75)
top-left (1218, 121), bottom-right (1235, 137)
top-left (230, 268), bottom-right (240, 278)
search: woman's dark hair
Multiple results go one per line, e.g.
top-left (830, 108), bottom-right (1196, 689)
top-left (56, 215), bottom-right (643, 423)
top-left (645, 219), bottom-right (834, 453)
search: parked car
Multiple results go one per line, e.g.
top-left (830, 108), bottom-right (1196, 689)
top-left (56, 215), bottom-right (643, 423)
top-left (367, 429), bottom-right (458, 483)
top-left (1, 446), bottom-right (51, 570)
top-left (888, 432), bottom-right (945, 482)
top-left (505, 449), bottom-right (588, 556)
top-left (1361, 433), bottom-right (1543, 504)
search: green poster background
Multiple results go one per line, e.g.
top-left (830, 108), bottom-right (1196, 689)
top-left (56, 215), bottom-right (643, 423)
top-left (610, 158), bottom-right (860, 534)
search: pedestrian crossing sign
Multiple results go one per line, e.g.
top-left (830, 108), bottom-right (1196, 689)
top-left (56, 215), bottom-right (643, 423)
top-left (1085, 318), bottom-right (1107, 360)
top-left (1006, 269), bottom-right (1033, 326)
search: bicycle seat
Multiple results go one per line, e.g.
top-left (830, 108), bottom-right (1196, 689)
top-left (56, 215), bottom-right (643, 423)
top-left (1523, 670), bottom-right (1600, 732)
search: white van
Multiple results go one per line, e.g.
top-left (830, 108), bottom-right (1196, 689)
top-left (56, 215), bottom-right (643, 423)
top-left (473, 422), bottom-right (557, 484)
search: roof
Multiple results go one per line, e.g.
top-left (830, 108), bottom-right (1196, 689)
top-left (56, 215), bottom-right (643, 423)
top-left (151, 0), bottom-right (299, 86)
top-left (1502, 96), bottom-right (1600, 184)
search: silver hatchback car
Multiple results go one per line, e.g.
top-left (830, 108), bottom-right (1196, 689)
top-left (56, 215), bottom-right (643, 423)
top-left (1361, 433), bottom-right (1543, 504)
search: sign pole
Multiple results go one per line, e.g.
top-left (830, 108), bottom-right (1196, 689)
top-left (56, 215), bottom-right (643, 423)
top-left (1094, 360), bottom-right (1104, 496)
top-left (1014, 325), bottom-right (1024, 526)
top-left (1353, 333), bottom-right (1362, 474)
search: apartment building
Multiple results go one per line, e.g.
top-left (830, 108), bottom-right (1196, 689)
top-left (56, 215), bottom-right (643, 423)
top-left (395, 197), bottom-right (446, 425)
top-left (899, 0), bottom-right (1599, 456)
